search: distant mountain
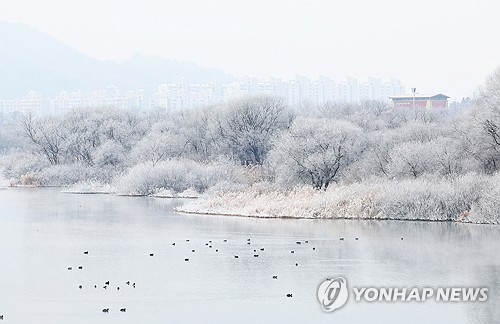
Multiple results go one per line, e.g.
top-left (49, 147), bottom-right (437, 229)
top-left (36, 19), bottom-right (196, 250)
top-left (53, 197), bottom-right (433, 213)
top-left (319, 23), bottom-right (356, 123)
top-left (0, 22), bottom-right (234, 99)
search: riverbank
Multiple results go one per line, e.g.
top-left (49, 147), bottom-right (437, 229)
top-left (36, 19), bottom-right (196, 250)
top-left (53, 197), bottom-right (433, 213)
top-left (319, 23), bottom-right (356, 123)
top-left (175, 176), bottom-right (500, 225)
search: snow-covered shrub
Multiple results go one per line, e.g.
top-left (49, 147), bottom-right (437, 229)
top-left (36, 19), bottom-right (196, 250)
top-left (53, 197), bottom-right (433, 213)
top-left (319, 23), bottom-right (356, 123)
top-left (468, 172), bottom-right (500, 224)
top-left (0, 152), bottom-right (48, 185)
top-left (115, 159), bottom-right (245, 196)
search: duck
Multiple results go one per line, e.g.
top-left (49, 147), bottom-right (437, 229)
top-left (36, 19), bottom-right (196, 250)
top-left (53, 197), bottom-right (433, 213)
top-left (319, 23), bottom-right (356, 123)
top-left (117, 287), bottom-right (120, 291)
top-left (355, 237), bottom-right (359, 240)
top-left (223, 239), bottom-right (228, 242)
top-left (234, 255), bottom-right (239, 259)
top-left (290, 251), bottom-right (295, 253)
top-left (286, 294), bottom-right (293, 298)
top-left (149, 253), bottom-right (154, 257)
top-left (120, 308), bottom-right (126, 312)
top-left (340, 237), bottom-right (345, 241)
top-left (78, 266), bottom-right (83, 269)
top-left (105, 281), bottom-right (110, 285)
top-left (67, 267), bottom-right (72, 270)
top-left (172, 242), bottom-right (176, 246)
top-left (260, 248), bottom-right (264, 251)
top-left (185, 258), bottom-right (189, 261)
top-left (102, 308), bottom-right (109, 313)
top-left (126, 281), bottom-right (130, 285)
top-left (295, 263), bottom-right (299, 266)
top-left (79, 285), bottom-right (82, 289)
top-left (312, 247), bottom-right (316, 250)
top-left (253, 254), bottom-right (259, 257)
top-left (83, 251), bottom-right (89, 255)
top-left (296, 241), bottom-right (302, 245)
top-left (272, 276), bottom-right (278, 279)
top-left (191, 249), bottom-right (195, 252)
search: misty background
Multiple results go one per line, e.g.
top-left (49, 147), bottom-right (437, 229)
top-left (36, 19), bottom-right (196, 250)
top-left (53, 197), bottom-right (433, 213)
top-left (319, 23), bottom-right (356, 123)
top-left (1, 0), bottom-right (500, 100)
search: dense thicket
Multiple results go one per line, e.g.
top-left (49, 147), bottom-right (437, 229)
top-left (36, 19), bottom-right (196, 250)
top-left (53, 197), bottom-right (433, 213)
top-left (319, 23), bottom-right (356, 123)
top-left (0, 69), bottom-right (499, 222)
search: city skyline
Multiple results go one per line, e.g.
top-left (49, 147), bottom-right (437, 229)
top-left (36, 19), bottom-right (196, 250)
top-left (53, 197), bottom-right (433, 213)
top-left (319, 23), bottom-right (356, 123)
top-left (0, 75), bottom-right (407, 116)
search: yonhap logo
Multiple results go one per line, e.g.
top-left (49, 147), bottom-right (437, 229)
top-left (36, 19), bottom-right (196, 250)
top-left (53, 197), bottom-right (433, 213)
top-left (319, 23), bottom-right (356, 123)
top-left (317, 277), bottom-right (349, 312)
top-left (317, 276), bottom-right (488, 313)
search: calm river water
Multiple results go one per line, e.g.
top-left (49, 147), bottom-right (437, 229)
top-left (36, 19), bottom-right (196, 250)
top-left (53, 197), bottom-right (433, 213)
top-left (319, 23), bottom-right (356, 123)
top-left (0, 187), bottom-right (498, 323)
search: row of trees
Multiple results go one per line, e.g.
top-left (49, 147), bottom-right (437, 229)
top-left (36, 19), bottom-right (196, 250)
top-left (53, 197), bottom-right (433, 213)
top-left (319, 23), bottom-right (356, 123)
top-left (1, 69), bottom-right (499, 193)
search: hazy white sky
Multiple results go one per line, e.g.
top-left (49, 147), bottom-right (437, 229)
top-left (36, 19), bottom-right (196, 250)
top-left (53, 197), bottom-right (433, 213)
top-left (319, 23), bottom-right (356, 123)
top-left (1, 0), bottom-right (500, 99)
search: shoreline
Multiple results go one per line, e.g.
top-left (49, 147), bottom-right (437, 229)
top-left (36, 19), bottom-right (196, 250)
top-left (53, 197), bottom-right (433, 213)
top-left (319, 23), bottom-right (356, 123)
top-left (173, 206), bottom-right (496, 225)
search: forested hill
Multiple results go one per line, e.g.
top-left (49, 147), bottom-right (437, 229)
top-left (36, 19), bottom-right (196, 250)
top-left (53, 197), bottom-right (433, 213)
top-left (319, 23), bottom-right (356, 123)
top-left (0, 22), bottom-right (234, 99)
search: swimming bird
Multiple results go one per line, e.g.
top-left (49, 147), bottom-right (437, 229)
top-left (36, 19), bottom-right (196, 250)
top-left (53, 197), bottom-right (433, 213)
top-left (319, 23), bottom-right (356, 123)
top-left (120, 308), bottom-right (126, 312)
top-left (0, 314), bottom-right (3, 320)
top-left (355, 237), bottom-right (359, 240)
top-left (286, 294), bottom-right (293, 297)
top-left (234, 255), bottom-right (239, 258)
top-left (272, 276), bottom-right (278, 279)
top-left (103, 286), bottom-right (107, 289)
top-left (295, 263), bottom-right (299, 266)
top-left (192, 249), bottom-right (195, 252)
top-left (105, 281), bottom-right (110, 285)
top-left (305, 240), bottom-right (309, 243)
top-left (149, 253), bottom-right (154, 257)
top-left (209, 240), bottom-right (212, 243)
top-left (223, 239), bottom-right (227, 242)
top-left (117, 287), bottom-right (120, 291)
top-left (247, 242), bottom-right (251, 245)
top-left (102, 308), bottom-right (109, 313)
top-left (312, 247), bottom-right (316, 250)
top-left (296, 241), bottom-right (301, 244)
top-left (185, 258), bottom-right (189, 261)
top-left (68, 267), bottom-right (72, 270)
top-left (126, 281), bottom-right (130, 285)
top-left (340, 237), bottom-right (345, 241)
top-left (401, 237), bottom-right (404, 240)
top-left (290, 251), bottom-right (295, 253)
top-left (172, 243), bottom-right (176, 246)
top-left (186, 239), bottom-right (190, 242)
top-left (83, 251), bottom-right (88, 254)
top-left (78, 266), bottom-right (83, 269)
top-left (205, 243), bottom-right (209, 246)
top-left (216, 249), bottom-right (218, 252)
top-left (94, 285), bottom-right (97, 288)
top-left (247, 238), bottom-right (251, 241)
top-left (133, 283), bottom-right (136, 288)
top-left (79, 285), bottom-right (82, 289)
top-left (260, 248), bottom-right (264, 251)
top-left (253, 254), bottom-right (259, 257)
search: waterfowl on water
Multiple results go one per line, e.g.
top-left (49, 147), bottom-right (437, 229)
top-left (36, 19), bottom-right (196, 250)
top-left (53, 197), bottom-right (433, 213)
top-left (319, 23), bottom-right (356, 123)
top-left (286, 294), bottom-right (293, 297)
top-left (102, 308), bottom-right (109, 313)
top-left (272, 276), bottom-right (278, 279)
top-left (126, 281), bottom-right (130, 285)
top-left (120, 308), bottom-right (126, 312)
top-left (149, 253), bottom-right (154, 257)
top-left (78, 266), bottom-right (83, 269)
top-left (79, 285), bottom-right (82, 289)
top-left (68, 267), bottom-right (72, 270)
top-left (105, 281), bottom-right (110, 285)
top-left (83, 251), bottom-right (88, 254)
top-left (185, 258), bottom-right (189, 261)
top-left (234, 255), bottom-right (239, 258)
top-left (340, 237), bottom-right (345, 241)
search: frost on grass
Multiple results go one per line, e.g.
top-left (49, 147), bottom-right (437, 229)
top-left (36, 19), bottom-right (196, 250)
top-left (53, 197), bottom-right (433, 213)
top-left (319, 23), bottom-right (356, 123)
top-left (176, 174), bottom-right (499, 224)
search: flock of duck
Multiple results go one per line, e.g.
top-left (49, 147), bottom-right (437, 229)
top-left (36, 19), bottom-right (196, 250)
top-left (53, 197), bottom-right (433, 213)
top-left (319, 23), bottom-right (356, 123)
top-left (58, 235), bottom-right (405, 316)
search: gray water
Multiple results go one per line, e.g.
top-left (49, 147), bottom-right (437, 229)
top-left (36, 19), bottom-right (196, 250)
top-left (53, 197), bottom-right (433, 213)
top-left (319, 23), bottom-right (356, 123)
top-left (0, 187), bottom-right (498, 324)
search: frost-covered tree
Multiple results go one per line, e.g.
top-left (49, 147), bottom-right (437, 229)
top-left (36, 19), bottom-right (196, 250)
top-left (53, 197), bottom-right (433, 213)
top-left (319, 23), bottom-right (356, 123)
top-left (269, 116), bottom-right (364, 189)
top-left (215, 95), bottom-right (290, 165)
